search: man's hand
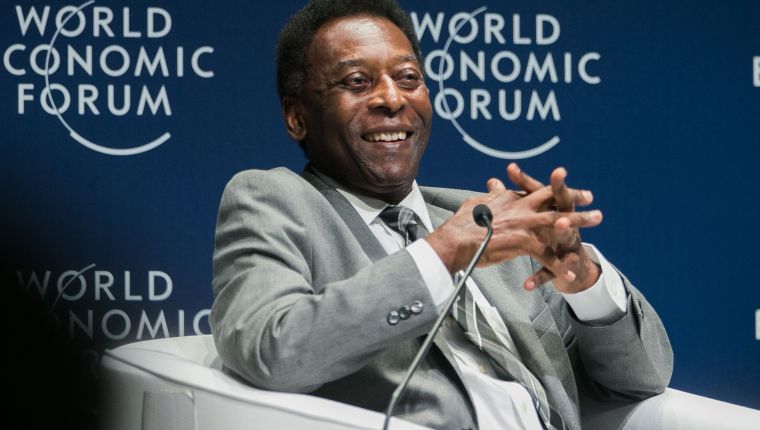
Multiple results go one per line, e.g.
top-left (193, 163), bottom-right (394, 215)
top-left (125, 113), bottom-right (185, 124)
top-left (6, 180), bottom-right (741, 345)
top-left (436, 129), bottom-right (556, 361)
top-left (506, 163), bottom-right (601, 293)
top-left (425, 163), bottom-right (602, 294)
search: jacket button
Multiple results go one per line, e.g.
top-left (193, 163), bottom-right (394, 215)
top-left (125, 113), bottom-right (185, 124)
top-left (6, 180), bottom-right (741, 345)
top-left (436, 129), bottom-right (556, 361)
top-left (387, 310), bottom-right (400, 325)
top-left (410, 300), bottom-right (424, 314)
top-left (399, 306), bottom-right (411, 320)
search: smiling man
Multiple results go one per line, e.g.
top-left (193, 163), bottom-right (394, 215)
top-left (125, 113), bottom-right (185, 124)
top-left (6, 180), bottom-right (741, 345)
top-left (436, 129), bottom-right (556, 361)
top-left (285, 13), bottom-right (431, 204)
top-left (210, 1), bottom-right (673, 429)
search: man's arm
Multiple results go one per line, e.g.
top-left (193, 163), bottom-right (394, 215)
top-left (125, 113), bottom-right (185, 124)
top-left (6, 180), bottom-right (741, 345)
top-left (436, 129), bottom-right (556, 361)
top-left (571, 283), bottom-right (674, 401)
top-left (426, 163), bottom-right (673, 401)
top-left (525, 164), bottom-right (673, 400)
top-left (210, 169), bottom-right (438, 392)
top-left (535, 255), bottom-right (674, 401)
top-left (520, 163), bottom-right (673, 400)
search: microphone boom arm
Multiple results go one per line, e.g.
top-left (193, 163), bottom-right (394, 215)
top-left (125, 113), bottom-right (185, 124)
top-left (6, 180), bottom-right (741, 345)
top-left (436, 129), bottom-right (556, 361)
top-left (382, 205), bottom-right (493, 430)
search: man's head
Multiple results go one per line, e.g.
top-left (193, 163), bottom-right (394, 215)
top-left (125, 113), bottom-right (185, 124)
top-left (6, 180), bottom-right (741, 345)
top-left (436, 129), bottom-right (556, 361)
top-left (277, 0), bottom-right (423, 101)
top-left (277, 0), bottom-right (433, 203)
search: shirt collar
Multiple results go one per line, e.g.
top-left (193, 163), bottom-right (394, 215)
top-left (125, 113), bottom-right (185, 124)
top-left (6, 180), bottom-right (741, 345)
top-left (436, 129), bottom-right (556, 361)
top-left (311, 168), bottom-right (434, 232)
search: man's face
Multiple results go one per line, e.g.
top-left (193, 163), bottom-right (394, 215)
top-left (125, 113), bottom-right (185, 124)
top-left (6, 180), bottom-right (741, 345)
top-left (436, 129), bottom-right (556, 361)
top-left (290, 15), bottom-right (433, 203)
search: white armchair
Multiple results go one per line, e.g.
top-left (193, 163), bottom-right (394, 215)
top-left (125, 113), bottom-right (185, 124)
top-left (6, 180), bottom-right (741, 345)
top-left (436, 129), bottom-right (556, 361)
top-left (99, 336), bottom-right (760, 430)
top-left (100, 335), bottom-right (427, 430)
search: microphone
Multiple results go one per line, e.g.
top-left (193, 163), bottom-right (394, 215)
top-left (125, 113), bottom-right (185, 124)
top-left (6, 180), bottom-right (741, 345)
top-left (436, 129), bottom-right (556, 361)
top-left (382, 204), bottom-right (493, 430)
top-left (473, 203), bottom-right (493, 227)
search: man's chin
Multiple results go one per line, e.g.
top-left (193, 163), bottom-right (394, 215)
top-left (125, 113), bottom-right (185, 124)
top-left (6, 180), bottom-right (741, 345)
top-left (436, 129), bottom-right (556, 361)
top-left (359, 171), bottom-right (417, 200)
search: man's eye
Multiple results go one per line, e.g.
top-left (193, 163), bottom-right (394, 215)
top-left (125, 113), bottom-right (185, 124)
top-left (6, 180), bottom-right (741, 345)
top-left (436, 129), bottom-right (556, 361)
top-left (342, 74), bottom-right (371, 91)
top-left (398, 70), bottom-right (422, 89)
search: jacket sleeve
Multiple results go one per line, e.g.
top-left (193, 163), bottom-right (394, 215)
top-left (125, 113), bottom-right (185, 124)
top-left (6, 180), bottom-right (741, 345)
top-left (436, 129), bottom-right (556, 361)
top-left (210, 170), bottom-right (438, 392)
top-left (537, 254), bottom-right (674, 401)
top-left (427, 184), bottom-right (674, 401)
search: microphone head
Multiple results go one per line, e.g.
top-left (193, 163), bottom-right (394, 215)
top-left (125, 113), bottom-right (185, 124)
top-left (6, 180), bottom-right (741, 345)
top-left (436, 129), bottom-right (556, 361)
top-left (472, 204), bottom-right (493, 227)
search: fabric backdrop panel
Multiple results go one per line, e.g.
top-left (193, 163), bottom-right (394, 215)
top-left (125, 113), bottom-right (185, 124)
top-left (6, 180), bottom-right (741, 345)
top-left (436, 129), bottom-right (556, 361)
top-left (2, 0), bottom-right (758, 410)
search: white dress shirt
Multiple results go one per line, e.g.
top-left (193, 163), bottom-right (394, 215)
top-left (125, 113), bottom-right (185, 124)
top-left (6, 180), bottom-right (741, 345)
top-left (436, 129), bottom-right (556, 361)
top-left (324, 175), bottom-right (628, 430)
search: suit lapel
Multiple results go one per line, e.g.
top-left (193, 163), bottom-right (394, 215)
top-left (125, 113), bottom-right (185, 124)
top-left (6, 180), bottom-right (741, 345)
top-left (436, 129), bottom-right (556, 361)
top-left (301, 167), bottom-right (387, 262)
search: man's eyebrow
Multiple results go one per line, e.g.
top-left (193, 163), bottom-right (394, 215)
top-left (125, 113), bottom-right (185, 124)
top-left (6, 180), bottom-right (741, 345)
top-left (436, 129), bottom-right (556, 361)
top-left (396, 54), bottom-right (418, 64)
top-left (336, 59), bottom-right (364, 68)
top-left (335, 55), bottom-right (419, 69)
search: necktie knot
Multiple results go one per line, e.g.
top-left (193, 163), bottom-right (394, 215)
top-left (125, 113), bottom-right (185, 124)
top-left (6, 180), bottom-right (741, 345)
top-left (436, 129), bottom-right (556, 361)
top-left (378, 205), bottom-right (422, 245)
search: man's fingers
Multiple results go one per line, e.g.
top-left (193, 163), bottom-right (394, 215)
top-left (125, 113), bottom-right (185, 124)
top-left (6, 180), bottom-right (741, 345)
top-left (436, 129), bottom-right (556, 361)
top-left (509, 209), bottom-right (603, 230)
top-left (487, 187), bottom-right (533, 207)
top-left (520, 185), bottom-right (555, 210)
top-left (487, 178), bottom-right (507, 193)
top-left (554, 216), bottom-right (578, 247)
top-left (504, 164), bottom-right (594, 209)
top-left (524, 255), bottom-right (581, 291)
top-left (507, 162), bottom-right (544, 192)
top-left (525, 267), bottom-right (555, 290)
top-left (518, 186), bottom-right (591, 214)
top-left (550, 167), bottom-right (574, 211)
top-left (550, 167), bottom-right (595, 209)
top-left (523, 241), bottom-right (577, 290)
top-left (573, 189), bottom-right (594, 207)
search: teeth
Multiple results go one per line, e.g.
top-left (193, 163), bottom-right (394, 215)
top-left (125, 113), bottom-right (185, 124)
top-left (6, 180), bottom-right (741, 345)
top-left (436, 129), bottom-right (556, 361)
top-left (366, 131), bottom-right (407, 142)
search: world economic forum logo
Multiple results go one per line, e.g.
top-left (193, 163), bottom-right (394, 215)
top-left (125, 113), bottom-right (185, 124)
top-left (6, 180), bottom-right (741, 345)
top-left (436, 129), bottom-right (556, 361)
top-left (412, 7), bottom-right (601, 159)
top-left (16, 264), bottom-right (211, 342)
top-left (4, 1), bottom-right (214, 156)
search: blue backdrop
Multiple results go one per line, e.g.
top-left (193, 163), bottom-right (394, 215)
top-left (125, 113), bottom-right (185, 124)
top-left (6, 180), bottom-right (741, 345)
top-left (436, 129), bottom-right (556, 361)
top-left (2, 0), bottom-right (758, 414)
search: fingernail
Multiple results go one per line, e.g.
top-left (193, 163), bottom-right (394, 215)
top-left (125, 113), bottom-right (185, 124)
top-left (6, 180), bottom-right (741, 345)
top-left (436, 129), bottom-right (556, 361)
top-left (525, 280), bottom-right (535, 290)
top-left (591, 210), bottom-right (602, 221)
top-left (565, 271), bottom-right (576, 281)
top-left (582, 190), bottom-right (592, 200)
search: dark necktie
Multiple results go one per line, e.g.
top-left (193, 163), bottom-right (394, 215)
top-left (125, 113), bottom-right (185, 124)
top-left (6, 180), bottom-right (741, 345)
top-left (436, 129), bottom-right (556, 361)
top-left (378, 205), bottom-right (424, 245)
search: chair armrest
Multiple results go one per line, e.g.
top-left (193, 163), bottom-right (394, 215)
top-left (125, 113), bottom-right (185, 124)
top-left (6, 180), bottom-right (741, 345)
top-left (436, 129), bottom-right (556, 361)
top-left (581, 388), bottom-right (760, 430)
top-left (100, 336), bottom-right (429, 430)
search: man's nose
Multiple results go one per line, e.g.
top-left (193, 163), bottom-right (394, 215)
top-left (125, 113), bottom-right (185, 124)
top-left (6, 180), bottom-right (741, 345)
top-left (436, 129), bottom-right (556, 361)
top-left (368, 75), bottom-right (405, 114)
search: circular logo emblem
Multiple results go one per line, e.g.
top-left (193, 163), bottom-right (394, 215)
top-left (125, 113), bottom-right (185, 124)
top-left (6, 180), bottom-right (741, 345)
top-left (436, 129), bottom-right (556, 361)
top-left (417, 6), bottom-right (601, 159)
top-left (7, 1), bottom-right (215, 156)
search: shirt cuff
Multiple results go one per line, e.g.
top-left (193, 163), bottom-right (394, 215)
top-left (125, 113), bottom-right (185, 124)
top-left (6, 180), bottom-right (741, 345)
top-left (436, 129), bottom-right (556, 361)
top-left (560, 243), bottom-right (628, 324)
top-left (407, 239), bottom-right (453, 311)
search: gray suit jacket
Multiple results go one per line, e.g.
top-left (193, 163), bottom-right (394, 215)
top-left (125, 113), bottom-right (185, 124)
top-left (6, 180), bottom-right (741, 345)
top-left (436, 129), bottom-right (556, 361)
top-left (210, 167), bottom-right (673, 430)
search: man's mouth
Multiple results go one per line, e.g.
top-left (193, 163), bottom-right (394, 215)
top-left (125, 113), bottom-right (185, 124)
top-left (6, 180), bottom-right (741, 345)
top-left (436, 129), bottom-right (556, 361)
top-left (362, 131), bottom-right (411, 142)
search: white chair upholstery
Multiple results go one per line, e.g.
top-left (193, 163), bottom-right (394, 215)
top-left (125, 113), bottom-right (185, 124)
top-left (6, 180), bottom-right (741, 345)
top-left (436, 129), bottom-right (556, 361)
top-left (581, 385), bottom-right (760, 430)
top-left (100, 335), bottom-right (428, 430)
top-left (100, 335), bottom-right (760, 430)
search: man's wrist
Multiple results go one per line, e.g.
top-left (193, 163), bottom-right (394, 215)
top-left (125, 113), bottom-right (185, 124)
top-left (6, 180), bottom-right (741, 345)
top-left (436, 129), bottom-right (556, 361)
top-left (424, 231), bottom-right (459, 274)
top-left (578, 258), bottom-right (601, 290)
top-left (561, 244), bottom-right (628, 323)
top-left (553, 254), bottom-right (601, 293)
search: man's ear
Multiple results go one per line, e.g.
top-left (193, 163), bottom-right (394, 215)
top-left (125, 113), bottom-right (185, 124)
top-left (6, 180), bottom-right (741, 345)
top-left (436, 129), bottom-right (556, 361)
top-left (282, 97), bottom-right (307, 142)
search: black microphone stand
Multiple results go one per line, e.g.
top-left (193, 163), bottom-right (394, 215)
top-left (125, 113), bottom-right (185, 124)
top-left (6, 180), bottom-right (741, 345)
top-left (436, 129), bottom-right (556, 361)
top-left (382, 204), bottom-right (493, 430)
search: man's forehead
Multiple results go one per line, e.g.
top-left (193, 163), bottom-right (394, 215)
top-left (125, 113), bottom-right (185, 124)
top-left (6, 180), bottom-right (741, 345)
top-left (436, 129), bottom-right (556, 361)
top-left (308, 15), bottom-right (415, 66)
